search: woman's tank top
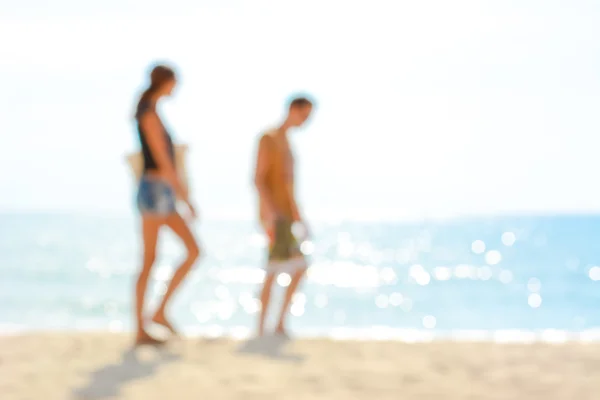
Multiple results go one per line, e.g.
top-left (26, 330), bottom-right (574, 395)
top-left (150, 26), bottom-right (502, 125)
top-left (135, 100), bottom-right (175, 172)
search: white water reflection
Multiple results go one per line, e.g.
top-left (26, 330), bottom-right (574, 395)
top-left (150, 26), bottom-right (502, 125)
top-left (471, 240), bottom-right (486, 254)
top-left (527, 278), bottom-right (541, 292)
top-left (588, 266), bottom-right (600, 281)
top-left (409, 264), bottom-right (431, 286)
top-left (498, 269), bottom-right (513, 284)
top-left (314, 294), bottom-right (328, 308)
top-left (501, 232), bottom-right (516, 246)
top-left (389, 292), bottom-right (403, 306)
top-left (423, 315), bottom-right (437, 329)
top-left (477, 266), bottom-right (492, 280)
top-left (528, 293), bottom-right (542, 308)
top-left (433, 266), bottom-right (452, 281)
top-left (375, 294), bottom-right (389, 308)
top-left (485, 250), bottom-right (502, 265)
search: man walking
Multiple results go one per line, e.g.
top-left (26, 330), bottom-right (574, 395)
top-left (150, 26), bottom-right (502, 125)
top-left (253, 96), bottom-right (314, 336)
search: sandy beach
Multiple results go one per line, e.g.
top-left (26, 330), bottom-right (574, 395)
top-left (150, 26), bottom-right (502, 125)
top-left (1, 333), bottom-right (599, 399)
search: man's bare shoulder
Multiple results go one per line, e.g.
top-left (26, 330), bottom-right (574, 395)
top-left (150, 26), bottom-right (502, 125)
top-left (257, 128), bottom-right (278, 147)
top-left (261, 128), bottom-right (279, 138)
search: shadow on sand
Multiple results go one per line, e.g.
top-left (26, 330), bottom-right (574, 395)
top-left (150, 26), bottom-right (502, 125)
top-left (236, 335), bottom-right (305, 363)
top-left (72, 346), bottom-right (180, 400)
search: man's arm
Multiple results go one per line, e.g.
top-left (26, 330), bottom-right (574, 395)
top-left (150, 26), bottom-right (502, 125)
top-left (286, 182), bottom-right (302, 222)
top-left (254, 135), bottom-right (277, 218)
top-left (287, 181), bottom-right (311, 239)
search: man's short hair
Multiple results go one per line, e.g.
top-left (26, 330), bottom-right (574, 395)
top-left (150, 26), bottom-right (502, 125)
top-left (288, 95), bottom-right (314, 109)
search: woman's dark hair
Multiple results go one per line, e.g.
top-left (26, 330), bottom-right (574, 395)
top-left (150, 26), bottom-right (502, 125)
top-left (137, 64), bottom-right (176, 108)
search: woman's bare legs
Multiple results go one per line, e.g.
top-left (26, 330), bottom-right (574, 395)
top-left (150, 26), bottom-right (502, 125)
top-left (135, 215), bottom-right (164, 345)
top-left (151, 213), bottom-right (200, 334)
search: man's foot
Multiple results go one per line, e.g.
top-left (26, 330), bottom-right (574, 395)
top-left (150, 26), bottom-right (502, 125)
top-left (256, 325), bottom-right (266, 338)
top-left (274, 325), bottom-right (290, 339)
top-left (152, 313), bottom-right (179, 337)
top-left (135, 331), bottom-right (166, 347)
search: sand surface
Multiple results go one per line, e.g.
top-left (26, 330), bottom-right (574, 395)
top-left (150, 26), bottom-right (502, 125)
top-left (1, 333), bottom-right (600, 399)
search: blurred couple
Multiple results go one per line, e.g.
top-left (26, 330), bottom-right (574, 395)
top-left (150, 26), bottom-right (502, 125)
top-left (130, 64), bottom-right (314, 345)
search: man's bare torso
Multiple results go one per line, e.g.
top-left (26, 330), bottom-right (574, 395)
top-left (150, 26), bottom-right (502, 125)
top-left (258, 128), bottom-right (295, 221)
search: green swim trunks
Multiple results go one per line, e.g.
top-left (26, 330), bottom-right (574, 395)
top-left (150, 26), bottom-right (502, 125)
top-left (268, 219), bottom-right (302, 262)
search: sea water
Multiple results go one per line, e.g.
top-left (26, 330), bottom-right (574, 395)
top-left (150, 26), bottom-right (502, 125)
top-left (2, 212), bottom-right (600, 341)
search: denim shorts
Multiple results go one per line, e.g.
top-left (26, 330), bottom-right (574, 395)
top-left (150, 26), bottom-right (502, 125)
top-left (136, 176), bottom-right (177, 216)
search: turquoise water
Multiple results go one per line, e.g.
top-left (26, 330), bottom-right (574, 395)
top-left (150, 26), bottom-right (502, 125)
top-left (2, 213), bottom-right (600, 340)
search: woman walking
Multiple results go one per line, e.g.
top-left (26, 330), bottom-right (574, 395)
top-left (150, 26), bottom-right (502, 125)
top-left (133, 64), bottom-right (200, 345)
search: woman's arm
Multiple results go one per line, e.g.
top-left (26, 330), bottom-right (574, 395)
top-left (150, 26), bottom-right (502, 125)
top-left (140, 111), bottom-right (188, 202)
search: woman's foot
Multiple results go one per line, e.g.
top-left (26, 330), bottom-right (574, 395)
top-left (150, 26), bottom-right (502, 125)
top-left (152, 313), bottom-right (179, 337)
top-left (135, 330), bottom-right (166, 347)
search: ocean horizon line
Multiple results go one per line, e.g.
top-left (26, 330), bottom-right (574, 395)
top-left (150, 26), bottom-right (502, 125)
top-left (3, 208), bottom-right (600, 223)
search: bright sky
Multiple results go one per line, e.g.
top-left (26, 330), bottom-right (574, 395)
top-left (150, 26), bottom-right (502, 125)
top-left (0, 0), bottom-right (599, 220)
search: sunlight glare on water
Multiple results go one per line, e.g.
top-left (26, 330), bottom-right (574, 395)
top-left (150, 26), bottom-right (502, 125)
top-left (5, 214), bottom-right (600, 338)
top-left (314, 294), bottom-right (328, 308)
top-left (375, 294), bottom-right (389, 308)
top-left (433, 266), bottom-right (452, 281)
top-left (300, 240), bottom-right (315, 255)
top-left (528, 293), bottom-right (542, 308)
top-left (277, 273), bottom-right (291, 287)
top-left (307, 262), bottom-right (381, 288)
top-left (477, 266), bottom-right (493, 280)
top-left (589, 266), bottom-right (600, 281)
top-left (423, 315), bottom-right (437, 329)
top-left (501, 231), bottom-right (516, 246)
top-left (471, 240), bottom-right (486, 254)
top-left (485, 250), bottom-right (502, 265)
top-left (454, 264), bottom-right (473, 279)
top-left (498, 269), bottom-right (513, 284)
top-left (409, 264), bottom-right (431, 286)
top-left (527, 278), bottom-right (541, 292)
top-left (389, 292), bottom-right (403, 306)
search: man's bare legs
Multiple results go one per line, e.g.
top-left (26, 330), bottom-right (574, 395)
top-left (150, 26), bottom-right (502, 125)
top-left (151, 213), bottom-right (200, 335)
top-left (135, 216), bottom-right (165, 345)
top-left (257, 258), bottom-right (307, 337)
top-left (258, 271), bottom-right (276, 336)
top-left (275, 259), bottom-right (307, 336)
